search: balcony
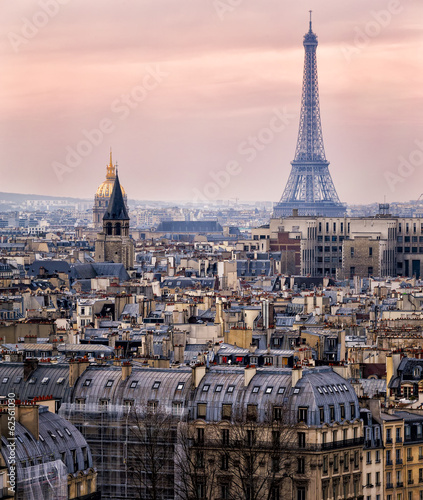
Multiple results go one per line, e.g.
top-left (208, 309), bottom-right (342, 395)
top-left (407, 455), bottom-right (414, 461)
top-left (386, 483), bottom-right (393, 489)
top-left (386, 438), bottom-right (393, 444)
top-left (386, 460), bottom-right (393, 466)
top-left (397, 482), bottom-right (403, 488)
top-left (321, 437), bottom-right (364, 451)
top-left (396, 459), bottom-right (403, 465)
top-left (408, 479), bottom-right (414, 485)
top-left (396, 437), bottom-right (403, 443)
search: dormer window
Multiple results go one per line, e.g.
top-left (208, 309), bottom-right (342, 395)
top-left (414, 366), bottom-right (422, 379)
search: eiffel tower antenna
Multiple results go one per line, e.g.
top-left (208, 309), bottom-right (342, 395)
top-left (273, 15), bottom-right (345, 218)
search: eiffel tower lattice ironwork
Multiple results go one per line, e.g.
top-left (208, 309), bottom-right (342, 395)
top-left (273, 13), bottom-right (345, 218)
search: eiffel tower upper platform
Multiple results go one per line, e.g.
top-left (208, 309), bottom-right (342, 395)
top-left (273, 14), bottom-right (346, 218)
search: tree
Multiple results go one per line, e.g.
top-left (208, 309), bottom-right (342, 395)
top-left (175, 403), bottom-right (308, 500)
top-left (126, 404), bottom-right (177, 500)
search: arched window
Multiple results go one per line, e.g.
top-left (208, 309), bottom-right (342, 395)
top-left (115, 223), bottom-right (121, 236)
top-left (106, 222), bottom-right (112, 235)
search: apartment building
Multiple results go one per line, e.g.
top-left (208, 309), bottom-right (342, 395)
top-left (255, 214), bottom-right (423, 278)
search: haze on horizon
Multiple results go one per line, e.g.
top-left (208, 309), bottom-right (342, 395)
top-left (1, 0), bottom-right (423, 206)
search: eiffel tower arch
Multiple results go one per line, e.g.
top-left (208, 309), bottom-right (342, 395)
top-left (273, 14), bottom-right (346, 218)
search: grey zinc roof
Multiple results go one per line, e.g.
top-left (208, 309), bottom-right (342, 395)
top-left (0, 363), bottom-right (71, 403)
top-left (0, 405), bottom-right (92, 480)
top-left (71, 365), bottom-right (192, 413)
top-left (191, 366), bottom-right (359, 426)
top-left (355, 378), bottom-right (386, 398)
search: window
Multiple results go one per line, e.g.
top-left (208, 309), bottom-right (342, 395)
top-left (2, 377), bottom-right (8, 384)
top-left (56, 377), bottom-right (64, 385)
top-left (57, 429), bottom-right (64, 438)
top-left (215, 384), bottom-right (223, 393)
top-left (297, 456), bottom-right (305, 474)
top-left (172, 402), bottom-right (182, 416)
top-left (152, 381), bottom-right (161, 390)
top-left (298, 407), bottom-right (308, 423)
top-left (176, 382), bottom-right (185, 391)
top-left (222, 429), bottom-right (229, 446)
top-left (273, 406), bottom-right (283, 421)
top-left (329, 406), bottom-right (335, 422)
top-left (351, 247), bottom-right (354, 257)
top-left (277, 387), bottom-right (285, 394)
top-left (350, 403), bottom-right (355, 419)
top-left (196, 451), bottom-right (204, 468)
top-left (247, 404), bottom-right (258, 422)
top-left (367, 451), bottom-right (372, 464)
top-left (83, 379), bottom-right (92, 387)
top-left (340, 404), bottom-right (345, 419)
top-left (226, 385), bottom-right (234, 393)
top-left (14, 376), bottom-right (22, 384)
top-left (222, 404), bottom-right (232, 420)
top-left (317, 387), bottom-right (323, 394)
top-left (319, 407), bottom-right (325, 423)
top-left (293, 387), bottom-right (301, 394)
top-left (197, 403), bottom-right (207, 418)
top-left (64, 428), bottom-right (72, 436)
top-left (28, 377), bottom-right (36, 384)
top-left (130, 381), bottom-right (138, 388)
top-left (220, 484), bottom-right (230, 499)
top-left (265, 386), bottom-right (273, 394)
top-left (252, 386), bottom-right (260, 393)
top-left (246, 429), bottom-right (255, 447)
top-left (298, 432), bottom-right (306, 448)
top-left (105, 379), bottom-right (114, 388)
top-left (297, 486), bottom-right (305, 500)
top-left (272, 456), bottom-right (280, 473)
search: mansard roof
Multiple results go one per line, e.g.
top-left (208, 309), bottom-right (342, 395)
top-left (103, 172), bottom-right (129, 221)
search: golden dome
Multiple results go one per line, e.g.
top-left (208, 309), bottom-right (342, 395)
top-left (95, 151), bottom-right (126, 198)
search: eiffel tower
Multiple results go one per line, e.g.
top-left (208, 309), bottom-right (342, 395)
top-left (273, 13), bottom-right (346, 218)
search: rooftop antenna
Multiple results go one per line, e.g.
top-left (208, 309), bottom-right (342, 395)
top-left (309, 10), bottom-right (312, 31)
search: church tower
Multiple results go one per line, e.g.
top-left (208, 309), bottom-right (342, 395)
top-left (95, 170), bottom-right (134, 269)
top-left (93, 150), bottom-right (128, 228)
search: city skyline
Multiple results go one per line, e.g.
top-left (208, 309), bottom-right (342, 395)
top-left (1, 1), bottom-right (423, 205)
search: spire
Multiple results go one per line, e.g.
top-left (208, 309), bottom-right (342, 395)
top-left (309, 10), bottom-right (312, 32)
top-left (106, 148), bottom-right (115, 180)
top-left (103, 172), bottom-right (129, 221)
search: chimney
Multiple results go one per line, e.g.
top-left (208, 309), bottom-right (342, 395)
top-left (19, 404), bottom-right (39, 439)
top-left (24, 358), bottom-right (39, 381)
top-left (122, 362), bottom-right (132, 381)
top-left (69, 360), bottom-right (90, 388)
top-left (292, 366), bottom-right (303, 387)
top-left (244, 365), bottom-right (256, 387)
top-left (192, 364), bottom-right (206, 388)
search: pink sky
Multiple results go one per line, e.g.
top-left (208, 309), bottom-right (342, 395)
top-left (1, 0), bottom-right (423, 205)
